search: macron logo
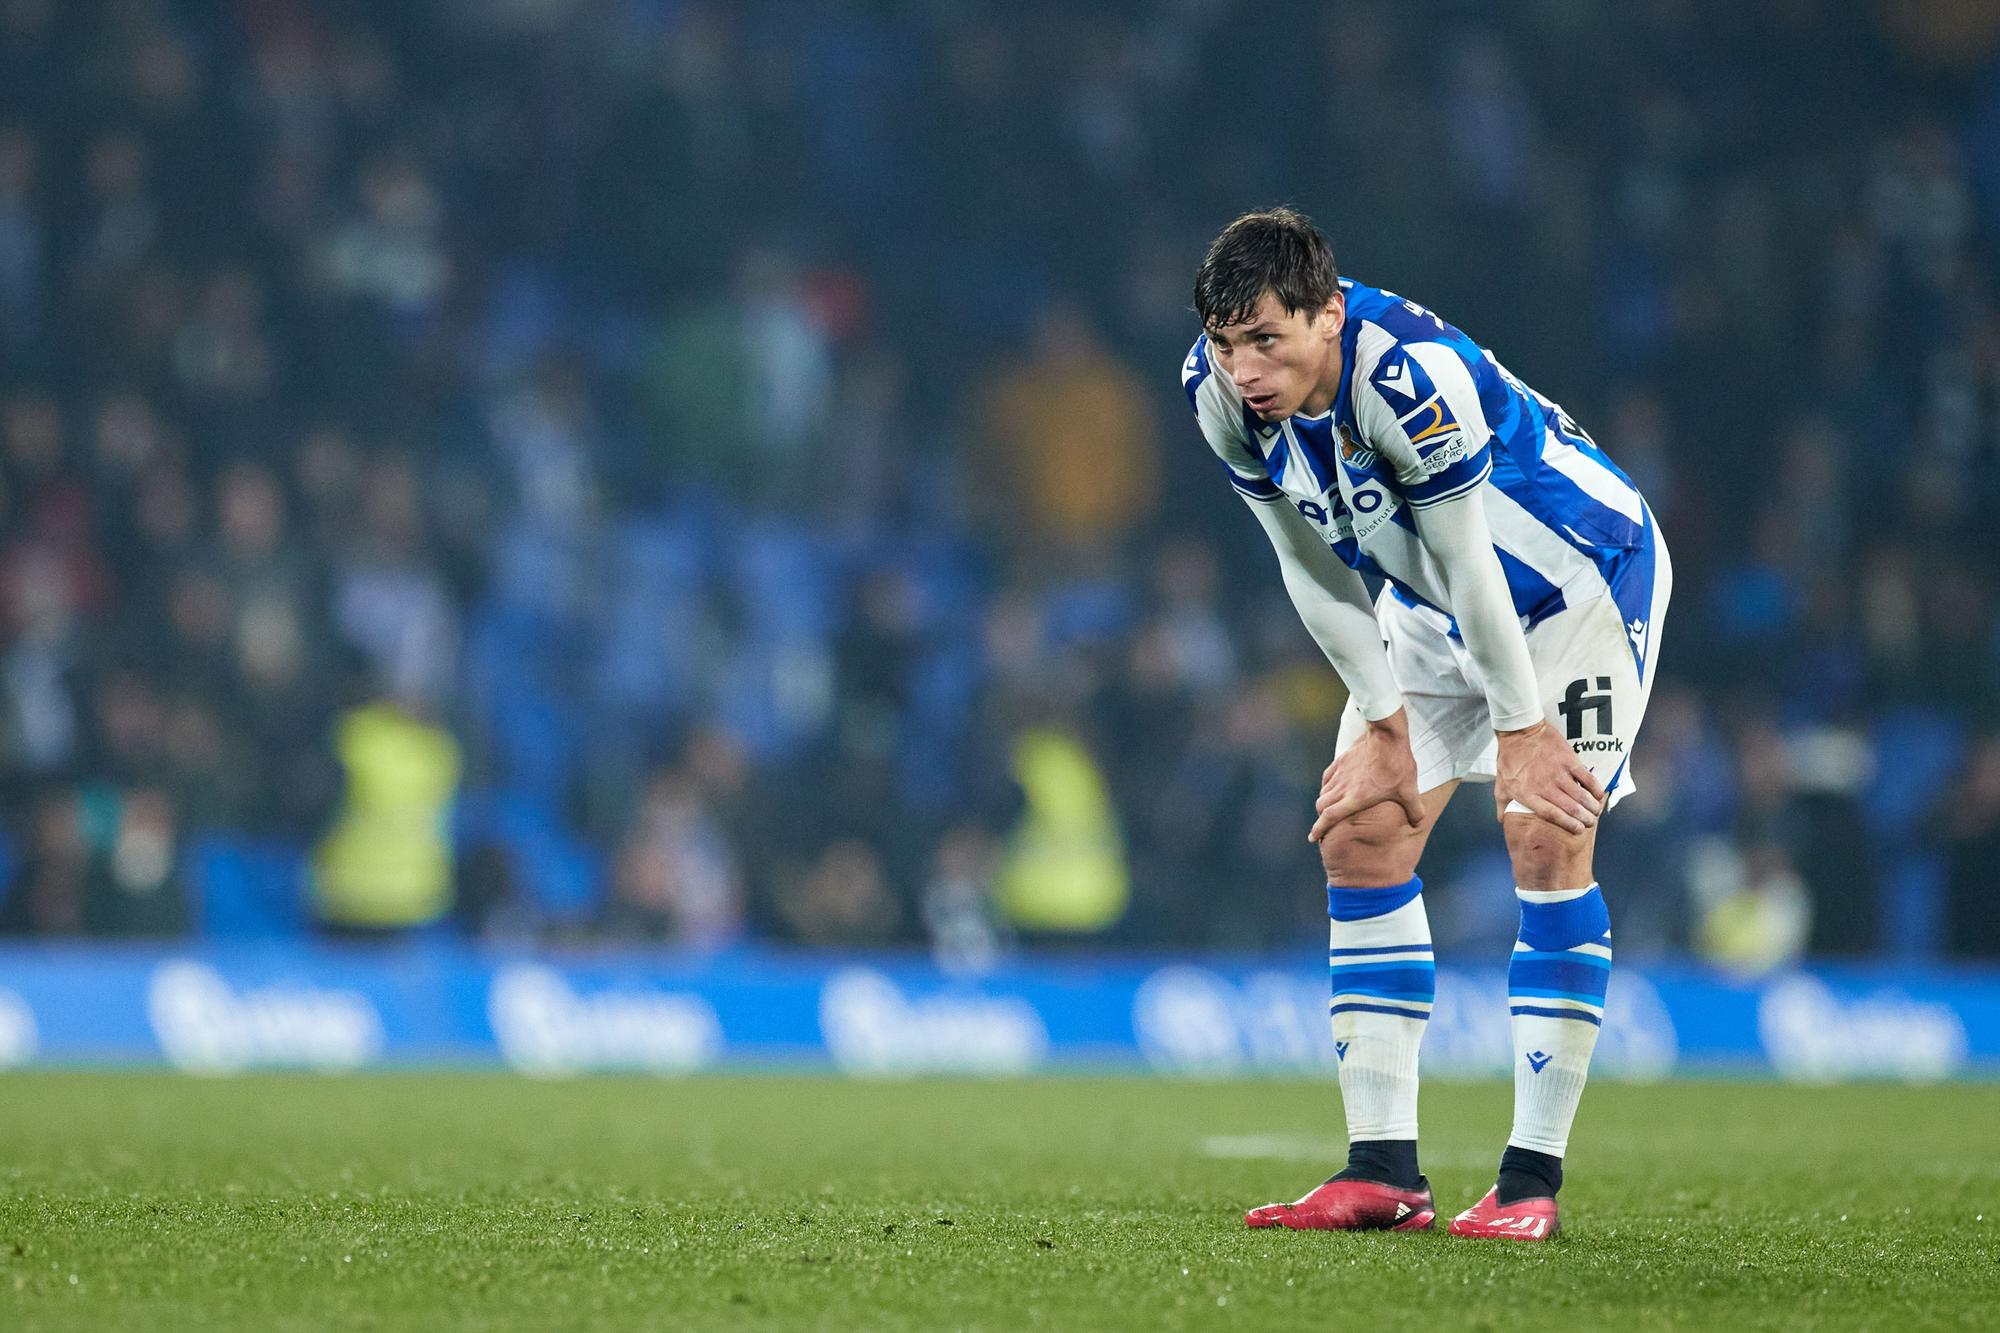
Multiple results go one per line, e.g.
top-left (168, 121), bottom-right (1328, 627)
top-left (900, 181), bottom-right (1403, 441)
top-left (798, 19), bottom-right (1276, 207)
top-left (1376, 360), bottom-right (1416, 400)
top-left (1526, 1050), bottom-right (1553, 1074)
top-left (1335, 1040), bottom-right (1350, 1062)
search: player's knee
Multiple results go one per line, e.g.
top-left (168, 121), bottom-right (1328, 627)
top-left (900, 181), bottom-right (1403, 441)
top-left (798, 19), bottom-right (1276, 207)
top-left (1503, 816), bottom-right (1594, 889)
top-left (1320, 804), bottom-right (1423, 886)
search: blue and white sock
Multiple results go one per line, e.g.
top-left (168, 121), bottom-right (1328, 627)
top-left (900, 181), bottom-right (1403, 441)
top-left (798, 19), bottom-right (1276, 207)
top-left (1506, 884), bottom-right (1612, 1159)
top-left (1327, 877), bottom-right (1434, 1146)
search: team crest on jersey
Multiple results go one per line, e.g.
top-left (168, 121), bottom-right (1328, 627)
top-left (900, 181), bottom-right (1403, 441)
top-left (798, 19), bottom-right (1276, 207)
top-left (1337, 423), bottom-right (1378, 470)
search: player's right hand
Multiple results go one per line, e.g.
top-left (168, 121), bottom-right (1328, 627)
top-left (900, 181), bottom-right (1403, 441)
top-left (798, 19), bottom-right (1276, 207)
top-left (1309, 710), bottom-right (1425, 842)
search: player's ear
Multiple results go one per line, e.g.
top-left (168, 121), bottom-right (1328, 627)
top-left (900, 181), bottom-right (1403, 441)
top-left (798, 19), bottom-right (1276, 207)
top-left (1321, 292), bottom-right (1345, 340)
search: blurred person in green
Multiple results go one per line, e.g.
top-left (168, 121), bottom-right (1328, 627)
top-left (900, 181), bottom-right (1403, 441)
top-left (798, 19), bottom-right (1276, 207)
top-left (311, 698), bottom-right (461, 935)
top-left (994, 725), bottom-right (1128, 940)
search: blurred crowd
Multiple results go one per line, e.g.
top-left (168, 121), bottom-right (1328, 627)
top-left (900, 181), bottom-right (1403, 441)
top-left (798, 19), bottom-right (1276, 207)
top-left (3, 0), bottom-right (2000, 963)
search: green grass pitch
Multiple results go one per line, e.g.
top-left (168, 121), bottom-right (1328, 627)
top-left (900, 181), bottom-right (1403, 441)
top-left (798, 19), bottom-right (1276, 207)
top-left (2, 1073), bottom-right (1996, 1331)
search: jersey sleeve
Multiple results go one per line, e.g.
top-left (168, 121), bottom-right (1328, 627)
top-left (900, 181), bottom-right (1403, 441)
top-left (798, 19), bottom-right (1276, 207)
top-left (1352, 339), bottom-right (1493, 508)
top-left (1182, 336), bottom-right (1282, 502)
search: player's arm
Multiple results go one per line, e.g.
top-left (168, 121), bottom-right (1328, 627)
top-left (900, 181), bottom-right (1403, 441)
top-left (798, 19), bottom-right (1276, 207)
top-left (1187, 337), bottom-right (1400, 716)
top-left (1240, 494), bottom-right (1400, 722)
top-left (1409, 489), bottom-right (1603, 834)
top-left (1237, 494), bottom-right (1426, 839)
top-left (1183, 335), bottom-right (1421, 834)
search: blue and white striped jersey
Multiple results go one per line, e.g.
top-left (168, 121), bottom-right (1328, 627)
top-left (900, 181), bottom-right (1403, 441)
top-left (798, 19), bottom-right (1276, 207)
top-left (1182, 277), bottom-right (1659, 658)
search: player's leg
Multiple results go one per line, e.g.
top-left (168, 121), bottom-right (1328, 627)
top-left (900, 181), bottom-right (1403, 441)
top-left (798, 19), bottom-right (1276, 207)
top-left (1247, 596), bottom-right (1489, 1232)
top-left (1448, 817), bottom-right (1605, 1240)
top-left (1244, 777), bottom-right (1459, 1231)
top-left (1453, 561), bottom-right (1666, 1240)
top-left (1495, 815), bottom-right (1606, 1206)
top-left (1319, 777), bottom-right (1457, 1190)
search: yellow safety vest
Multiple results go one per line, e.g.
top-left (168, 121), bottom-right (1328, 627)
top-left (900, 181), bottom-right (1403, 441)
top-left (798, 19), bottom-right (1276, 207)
top-left (994, 728), bottom-right (1128, 933)
top-left (312, 703), bottom-right (462, 928)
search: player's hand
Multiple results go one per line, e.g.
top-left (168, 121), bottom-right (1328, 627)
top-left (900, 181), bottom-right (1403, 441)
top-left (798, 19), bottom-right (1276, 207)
top-left (1494, 720), bottom-right (1604, 834)
top-left (1309, 709), bottom-right (1425, 843)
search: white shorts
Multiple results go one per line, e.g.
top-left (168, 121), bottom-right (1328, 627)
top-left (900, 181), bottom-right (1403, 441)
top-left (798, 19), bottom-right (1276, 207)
top-left (1335, 534), bottom-right (1672, 812)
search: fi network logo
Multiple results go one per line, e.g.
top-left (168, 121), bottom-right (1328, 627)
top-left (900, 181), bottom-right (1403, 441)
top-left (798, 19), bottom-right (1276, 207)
top-left (1558, 677), bottom-right (1613, 740)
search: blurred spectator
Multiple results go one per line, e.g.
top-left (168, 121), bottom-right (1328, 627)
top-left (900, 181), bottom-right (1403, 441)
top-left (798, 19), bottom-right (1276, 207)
top-left (311, 698), bottom-right (462, 935)
top-left (0, 125), bottom-right (44, 354)
top-left (993, 725), bottom-right (1128, 939)
top-left (644, 247), bottom-right (833, 508)
top-left (921, 824), bottom-right (1005, 974)
top-left (1689, 836), bottom-right (1813, 975)
top-left (333, 454), bottom-right (457, 710)
top-left (973, 301), bottom-right (1158, 568)
top-left (170, 270), bottom-right (274, 405)
top-left (774, 838), bottom-right (900, 946)
top-left (317, 149), bottom-right (450, 327)
top-left (0, 790), bottom-right (88, 935)
top-left (1940, 736), bottom-right (2000, 959)
top-left (0, 784), bottom-right (187, 936)
top-left (605, 765), bottom-right (745, 949)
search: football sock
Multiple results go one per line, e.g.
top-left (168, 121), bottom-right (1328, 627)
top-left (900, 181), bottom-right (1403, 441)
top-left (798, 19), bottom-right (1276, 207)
top-left (1502, 883), bottom-right (1612, 1195)
top-left (1325, 877), bottom-right (1434, 1189)
top-left (1334, 1137), bottom-right (1422, 1191)
top-left (1496, 1145), bottom-right (1563, 1205)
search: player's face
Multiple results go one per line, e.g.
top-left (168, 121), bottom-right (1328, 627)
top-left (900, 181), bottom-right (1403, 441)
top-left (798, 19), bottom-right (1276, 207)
top-left (1205, 289), bottom-right (1345, 420)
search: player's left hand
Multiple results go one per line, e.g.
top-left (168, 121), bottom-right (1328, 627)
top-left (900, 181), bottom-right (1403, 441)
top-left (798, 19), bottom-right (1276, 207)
top-left (1494, 720), bottom-right (1604, 834)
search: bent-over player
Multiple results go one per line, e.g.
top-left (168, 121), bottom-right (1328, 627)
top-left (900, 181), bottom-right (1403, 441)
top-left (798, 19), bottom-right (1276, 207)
top-left (1182, 208), bottom-right (1670, 1240)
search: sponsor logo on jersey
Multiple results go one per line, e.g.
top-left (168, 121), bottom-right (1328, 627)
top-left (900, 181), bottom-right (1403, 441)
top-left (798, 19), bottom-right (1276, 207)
top-left (1401, 396), bottom-right (1460, 446)
top-left (1348, 483), bottom-right (1400, 542)
top-left (1294, 497), bottom-right (1355, 541)
top-left (1375, 359), bottom-right (1416, 402)
top-left (1559, 676), bottom-right (1615, 741)
top-left (1369, 347), bottom-right (1434, 411)
top-left (1414, 425), bottom-right (1473, 474)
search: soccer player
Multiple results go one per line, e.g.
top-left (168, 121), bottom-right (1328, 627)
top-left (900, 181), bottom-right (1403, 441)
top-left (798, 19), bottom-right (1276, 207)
top-left (1182, 209), bottom-right (1669, 1240)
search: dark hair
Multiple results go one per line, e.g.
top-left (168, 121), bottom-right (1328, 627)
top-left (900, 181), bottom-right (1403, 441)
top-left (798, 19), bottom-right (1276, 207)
top-left (1192, 207), bottom-right (1340, 331)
